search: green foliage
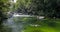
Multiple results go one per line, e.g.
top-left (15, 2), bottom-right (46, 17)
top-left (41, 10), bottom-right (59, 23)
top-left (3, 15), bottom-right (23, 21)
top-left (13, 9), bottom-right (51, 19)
top-left (0, 0), bottom-right (10, 31)
top-left (0, 0), bottom-right (10, 12)
top-left (0, 0), bottom-right (10, 22)
top-left (16, 0), bottom-right (60, 18)
top-left (15, 0), bottom-right (32, 9)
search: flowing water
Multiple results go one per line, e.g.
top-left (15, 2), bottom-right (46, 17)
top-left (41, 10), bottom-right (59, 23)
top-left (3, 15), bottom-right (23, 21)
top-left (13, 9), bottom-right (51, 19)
top-left (3, 14), bottom-right (24, 32)
top-left (3, 13), bottom-right (34, 32)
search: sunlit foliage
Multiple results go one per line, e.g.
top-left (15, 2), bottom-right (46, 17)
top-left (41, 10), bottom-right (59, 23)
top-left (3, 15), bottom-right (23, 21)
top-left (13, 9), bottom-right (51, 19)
top-left (15, 0), bottom-right (32, 9)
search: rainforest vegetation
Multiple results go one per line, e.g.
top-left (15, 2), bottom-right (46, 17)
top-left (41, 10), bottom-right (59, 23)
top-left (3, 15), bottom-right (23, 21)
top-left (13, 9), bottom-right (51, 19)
top-left (0, 0), bottom-right (60, 32)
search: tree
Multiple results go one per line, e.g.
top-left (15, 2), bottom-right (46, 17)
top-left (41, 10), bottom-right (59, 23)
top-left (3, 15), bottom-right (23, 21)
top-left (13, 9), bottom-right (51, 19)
top-left (16, 0), bottom-right (44, 15)
top-left (0, 0), bottom-right (10, 31)
top-left (44, 0), bottom-right (60, 18)
top-left (15, 0), bottom-right (60, 18)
